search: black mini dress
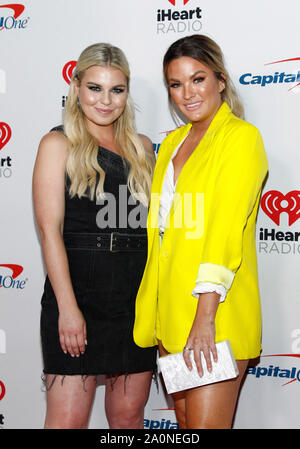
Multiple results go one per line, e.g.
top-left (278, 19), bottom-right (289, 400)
top-left (40, 139), bottom-right (157, 376)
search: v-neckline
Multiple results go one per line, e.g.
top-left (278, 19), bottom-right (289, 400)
top-left (171, 132), bottom-right (190, 187)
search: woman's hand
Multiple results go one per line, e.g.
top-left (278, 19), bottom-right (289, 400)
top-left (183, 291), bottom-right (220, 377)
top-left (58, 305), bottom-right (87, 357)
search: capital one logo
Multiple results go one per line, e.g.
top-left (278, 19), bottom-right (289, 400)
top-left (0, 264), bottom-right (27, 289)
top-left (0, 3), bottom-right (28, 31)
top-left (168, 0), bottom-right (191, 4)
top-left (0, 3), bottom-right (24, 29)
top-left (62, 60), bottom-right (77, 85)
top-left (248, 354), bottom-right (300, 387)
top-left (240, 57), bottom-right (300, 92)
top-left (266, 58), bottom-right (300, 92)
top-left (0, 3), bottom-right (24, 17)
top-left (0, 122), bottom-right (11, 150)
top-left (261, 190), bottom-right (300, 226)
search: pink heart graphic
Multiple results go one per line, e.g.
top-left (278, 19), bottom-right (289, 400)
top-left (261, 190), bottom-right (300, 226)
top-left (0, 122), bottom-right (12, 150)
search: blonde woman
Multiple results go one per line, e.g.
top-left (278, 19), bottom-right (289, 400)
top-left (33, 43), bottom-right (156, 429)
top-left (134, 35), bottom-right (268, 428)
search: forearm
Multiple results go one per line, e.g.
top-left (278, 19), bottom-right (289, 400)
top-left (185, 292), bottom-right (220, 374)
top-left (40, 230), bottom-right (78, 313)
top-left (193, 291), bottom-right (220, 327)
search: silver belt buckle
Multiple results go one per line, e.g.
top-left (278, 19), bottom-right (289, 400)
top-left (110, 232), bottom-right (120, 253)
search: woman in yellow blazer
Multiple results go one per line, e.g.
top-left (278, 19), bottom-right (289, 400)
top-left (134, 35), bottom-right (268, 428)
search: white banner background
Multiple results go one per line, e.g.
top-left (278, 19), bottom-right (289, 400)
top-left (1, 0), bottom-right (299, 429)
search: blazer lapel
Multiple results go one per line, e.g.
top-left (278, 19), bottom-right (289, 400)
top-left (147, 124), bottom-right (191, 251)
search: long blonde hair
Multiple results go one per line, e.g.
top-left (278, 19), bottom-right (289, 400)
top-left (63, 43), bottom-right (154, 206)
top-left (163, 34), bottom-right (244, 123)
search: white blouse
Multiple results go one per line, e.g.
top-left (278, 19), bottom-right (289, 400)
top-left (158, 137), bottom-right (227, 303)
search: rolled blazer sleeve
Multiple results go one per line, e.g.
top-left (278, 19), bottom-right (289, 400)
top-left (194, 125), bottom-right (268, 294)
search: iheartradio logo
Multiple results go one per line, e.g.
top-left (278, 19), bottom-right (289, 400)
top-left (157, 0), bottom-right (201, 34)
top-left (0, 122), bottom-right (11, 150)
top-left (168, 0), bottom-right (191, 4)
top-left (62, 60), bottom-right (77, 85)
top-left (0, 380), bottom-right (5, 401)
top-left (261, 190), bottom-right (300, 226)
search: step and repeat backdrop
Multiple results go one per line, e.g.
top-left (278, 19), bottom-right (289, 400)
top-left (1, 0), bottom-right (300, 429)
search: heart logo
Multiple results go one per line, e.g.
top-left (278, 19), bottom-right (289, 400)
top-left (0, 380), bottom-right (6, 401)
top-left (0, 122), bottom-right (12, 151)
top-left (168, 0), bottom-right (191, 5)
top-left (261, 190), bottom-right (300, 226)
top-left (62, 60), bottom-right (77, 85)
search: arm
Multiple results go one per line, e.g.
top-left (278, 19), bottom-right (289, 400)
top-left (195, 127), bottom-right (268, 286)
top-left (33, 131), bottom-right (86, 357)
top-left (184, 126), bottom-right (268, 376)
top-left (183, 292), bottom-right (219, 376)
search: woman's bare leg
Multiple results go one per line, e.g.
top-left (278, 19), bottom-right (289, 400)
top-left (158, 340), bottom-right (187, 428)
top-left (185, 360), bottom-right (248, 428)
top-left (105, 371), bottom-right (153, 429)
top-left (44, 374), bottom-right (97, 429)
top-left (158, 339), bottom-right (248, 429)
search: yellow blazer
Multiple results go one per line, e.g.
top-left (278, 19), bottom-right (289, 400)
top-left (133, 102), bottom-right (268, 359)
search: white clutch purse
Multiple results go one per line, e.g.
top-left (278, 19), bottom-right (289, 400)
top-left (158, 340), bottom-right (239, 394)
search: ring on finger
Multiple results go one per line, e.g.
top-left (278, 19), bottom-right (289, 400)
top-left (183, 346), bottom-right (193, 351)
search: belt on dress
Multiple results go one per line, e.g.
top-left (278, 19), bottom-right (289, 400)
top-left (63, 232), bottom-right (147, 253)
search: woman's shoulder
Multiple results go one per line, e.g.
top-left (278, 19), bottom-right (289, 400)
top-left (38, 126), bottom-right (68, 160)
top-left (225, 113), bottom-right (260, 140)
top-left (138, 133), bottom-right (154, 155)
top-left (40, 125), bottom-right (67, 145)
top-left (220, 114), bottom-right (266, 165)
top-left (50, 124), bottom-right (65, 135)
top-left (34, 126), bottom-right (69, 183)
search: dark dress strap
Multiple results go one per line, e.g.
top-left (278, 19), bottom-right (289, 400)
top-left (50, 125), bottom-right (65, 134)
